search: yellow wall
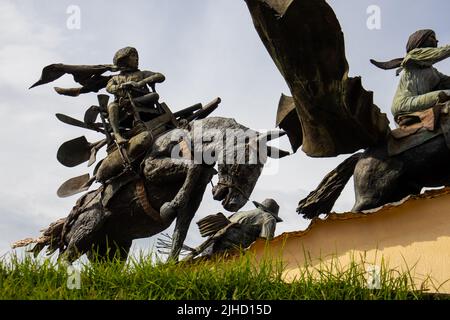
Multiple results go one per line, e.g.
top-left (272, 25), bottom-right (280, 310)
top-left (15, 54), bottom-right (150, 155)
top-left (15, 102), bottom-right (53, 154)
top-left (250, 188), bottom-right (450, 293)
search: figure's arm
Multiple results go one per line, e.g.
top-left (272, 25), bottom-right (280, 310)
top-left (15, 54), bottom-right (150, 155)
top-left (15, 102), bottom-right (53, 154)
top-left (137, 71), bottom-right (165, 87)
top-left (403, 45), bottom-right (450, 67)
top-left (106, 77), bottom-right (120, 94)
top-left (259, 218), bottom-right (276, 240)
top-left (118, 72), bottom-right (165, 91)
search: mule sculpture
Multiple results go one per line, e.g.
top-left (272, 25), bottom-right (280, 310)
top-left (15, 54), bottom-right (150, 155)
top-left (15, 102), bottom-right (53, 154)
top-left (297, 110), bottom-right (450, 218)
top-left (14, 117), bottom-right (288, 262)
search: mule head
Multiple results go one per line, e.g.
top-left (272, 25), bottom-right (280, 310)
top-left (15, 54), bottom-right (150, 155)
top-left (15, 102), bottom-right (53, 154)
top-left (213, 129), bottom-right (290, 212)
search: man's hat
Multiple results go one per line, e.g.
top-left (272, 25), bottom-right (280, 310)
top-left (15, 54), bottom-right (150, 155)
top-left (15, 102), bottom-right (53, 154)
top-left (252, 198), bottom-right (282, 222)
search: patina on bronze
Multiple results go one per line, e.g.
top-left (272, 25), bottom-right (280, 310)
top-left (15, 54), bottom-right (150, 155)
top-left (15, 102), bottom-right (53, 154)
top-left (18, 45), bottom-right (291, 263)
top-left (244, 0), bottom-right (450, 217)
top-left (105, 47), bottom-right (167, 145)
top-left (245, 0), bottom-right (390, 157)
top-left (160, 199), bottom-right (283, 261)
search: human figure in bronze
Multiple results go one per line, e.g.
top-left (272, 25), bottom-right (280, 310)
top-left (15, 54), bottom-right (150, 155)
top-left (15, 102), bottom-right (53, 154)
top-left (17, 49), bottom-right (291, 262)
top-left (180, 199), bottom-right (282, 260)
top-left (106, 47), bottom-right (165, 145)
top-left (296, 28), bottom-right (450, 218)
top-left (371, 30), bottom-right (450, 121)
top-left (245, 0), bottom-right (450, 217)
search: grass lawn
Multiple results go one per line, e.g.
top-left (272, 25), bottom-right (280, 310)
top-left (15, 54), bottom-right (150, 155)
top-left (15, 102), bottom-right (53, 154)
top-left (0, 251), bottom-right (447, 300)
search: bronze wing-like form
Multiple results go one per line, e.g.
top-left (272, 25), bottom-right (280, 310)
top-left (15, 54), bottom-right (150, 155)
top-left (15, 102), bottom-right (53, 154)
top-left (30, 63), bottom-right (116, 97)
top-left (246, 0), bottom-right (390, 157)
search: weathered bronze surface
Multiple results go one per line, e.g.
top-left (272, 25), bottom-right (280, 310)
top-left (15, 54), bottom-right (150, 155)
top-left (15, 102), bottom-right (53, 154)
top-left (243, 0), bottom-right (450, 217)
top-left (17, 45), bottom-right (291, 262)
top-left (246, 0), bottom-right (390, 157)
top-left (276, 94), bottom-right (302, 152)
top-left (30, 64), bottom-right (115, 95)
top-left (179, 199), bottom-right (282, 260)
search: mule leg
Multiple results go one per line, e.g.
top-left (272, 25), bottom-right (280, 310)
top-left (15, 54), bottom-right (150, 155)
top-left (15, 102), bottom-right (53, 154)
top-left (168, 167), bottom-right (216, 261)
top-left (143, 157), bottom-right (190, 184)
top-left (352, 151), bottom-right (423, 212)
top-left (61, 196), bottom-right (111, 263)
top-left (353, 154), bottom-right (403, 212)
top-left (159, 162), bottom-right (204, 222)
top-left (144, 156), bottom-right (216, 261)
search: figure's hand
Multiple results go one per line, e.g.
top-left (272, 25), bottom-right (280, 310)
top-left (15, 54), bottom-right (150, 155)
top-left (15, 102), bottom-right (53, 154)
top-left (438, 91), bottom-right (450, 103)
top-left (119, 81), bottom-right (139, 90)
top-left (114, 134), bottom-right (128, 146)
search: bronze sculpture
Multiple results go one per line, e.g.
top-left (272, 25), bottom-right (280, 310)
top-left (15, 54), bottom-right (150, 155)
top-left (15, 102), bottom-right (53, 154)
top-left (14, 47), bottom-right (289, 261)
top-left (106, 47), bottom-right (166, 145)
top-left (14, 1), bottom-right (449, 262)
top-left (371, 30), bottom-right (450, 120)
top-left (245, 0), bottom-right (450, 217)
top-left (172, 198), bottom-right (282, 260)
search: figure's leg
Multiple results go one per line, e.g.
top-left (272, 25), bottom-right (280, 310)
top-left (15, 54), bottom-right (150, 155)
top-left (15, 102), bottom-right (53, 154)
top-left (395, 90), bottom-right (450, 116)
top-left (133, 92), bottom-right (159, 107)
top-left (107, 101), bottom-right (128, 145)
top-left (144, 156), bottom-right (205, 222)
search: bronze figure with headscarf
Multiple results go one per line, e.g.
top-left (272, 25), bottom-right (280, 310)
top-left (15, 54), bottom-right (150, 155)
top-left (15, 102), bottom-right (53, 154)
top-left (371, 30), bottom-right (450, 120)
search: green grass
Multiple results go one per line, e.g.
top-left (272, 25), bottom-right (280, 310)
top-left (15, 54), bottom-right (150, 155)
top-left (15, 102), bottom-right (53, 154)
top-left (0, 251), bottom-right (447, 300)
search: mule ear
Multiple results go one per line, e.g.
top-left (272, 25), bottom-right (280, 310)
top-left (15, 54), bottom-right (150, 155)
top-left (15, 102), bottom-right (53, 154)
top-left (258, 130), bottom-right (287, 143)
top-left (267, 146), bottom-right (291, 159)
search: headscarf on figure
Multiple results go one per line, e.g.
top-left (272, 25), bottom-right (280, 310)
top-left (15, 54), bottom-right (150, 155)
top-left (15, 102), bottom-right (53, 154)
top-left (371, 29), bottom-right (450, 119)
top-left (371, 29), bottom-right (437, 75)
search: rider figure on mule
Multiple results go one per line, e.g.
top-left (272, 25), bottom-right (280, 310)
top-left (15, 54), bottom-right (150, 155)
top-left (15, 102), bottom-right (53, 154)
top-left (106, 47), bottom-right (166, 145)
top-left (372, 29), bottom-right (450, 123)
top-left (94, 47), bottom-right (169, 182)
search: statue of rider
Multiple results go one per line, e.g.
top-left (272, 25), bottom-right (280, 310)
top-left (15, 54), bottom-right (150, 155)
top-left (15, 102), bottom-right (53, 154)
top-left (106, 47), bottom-right (166, 145)
top-left (371, 29), bottom-right (450, 123)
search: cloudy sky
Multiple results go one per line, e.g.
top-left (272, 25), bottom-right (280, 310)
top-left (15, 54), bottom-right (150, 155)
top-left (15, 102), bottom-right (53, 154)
top-left (1, 0), bottom-right (449, 259)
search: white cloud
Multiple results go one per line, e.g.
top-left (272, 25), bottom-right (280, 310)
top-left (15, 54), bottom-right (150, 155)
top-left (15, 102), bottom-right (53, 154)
top-left (0, 1), bottom-right (62, 47)
top-left (0, 1), bottom-right (64, 89)
top-left (0, 2), bottom-right (72, 255)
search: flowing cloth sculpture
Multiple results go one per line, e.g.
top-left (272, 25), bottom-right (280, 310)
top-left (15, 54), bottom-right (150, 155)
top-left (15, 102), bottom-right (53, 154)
top-left (246, 0), bottom-right (390, 157)
top-left (246, 0), bottom-right (450, 217)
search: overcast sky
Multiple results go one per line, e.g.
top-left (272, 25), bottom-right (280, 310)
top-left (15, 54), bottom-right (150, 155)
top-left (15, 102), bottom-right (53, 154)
top-left (1, 0), bottom-right (449, 259)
